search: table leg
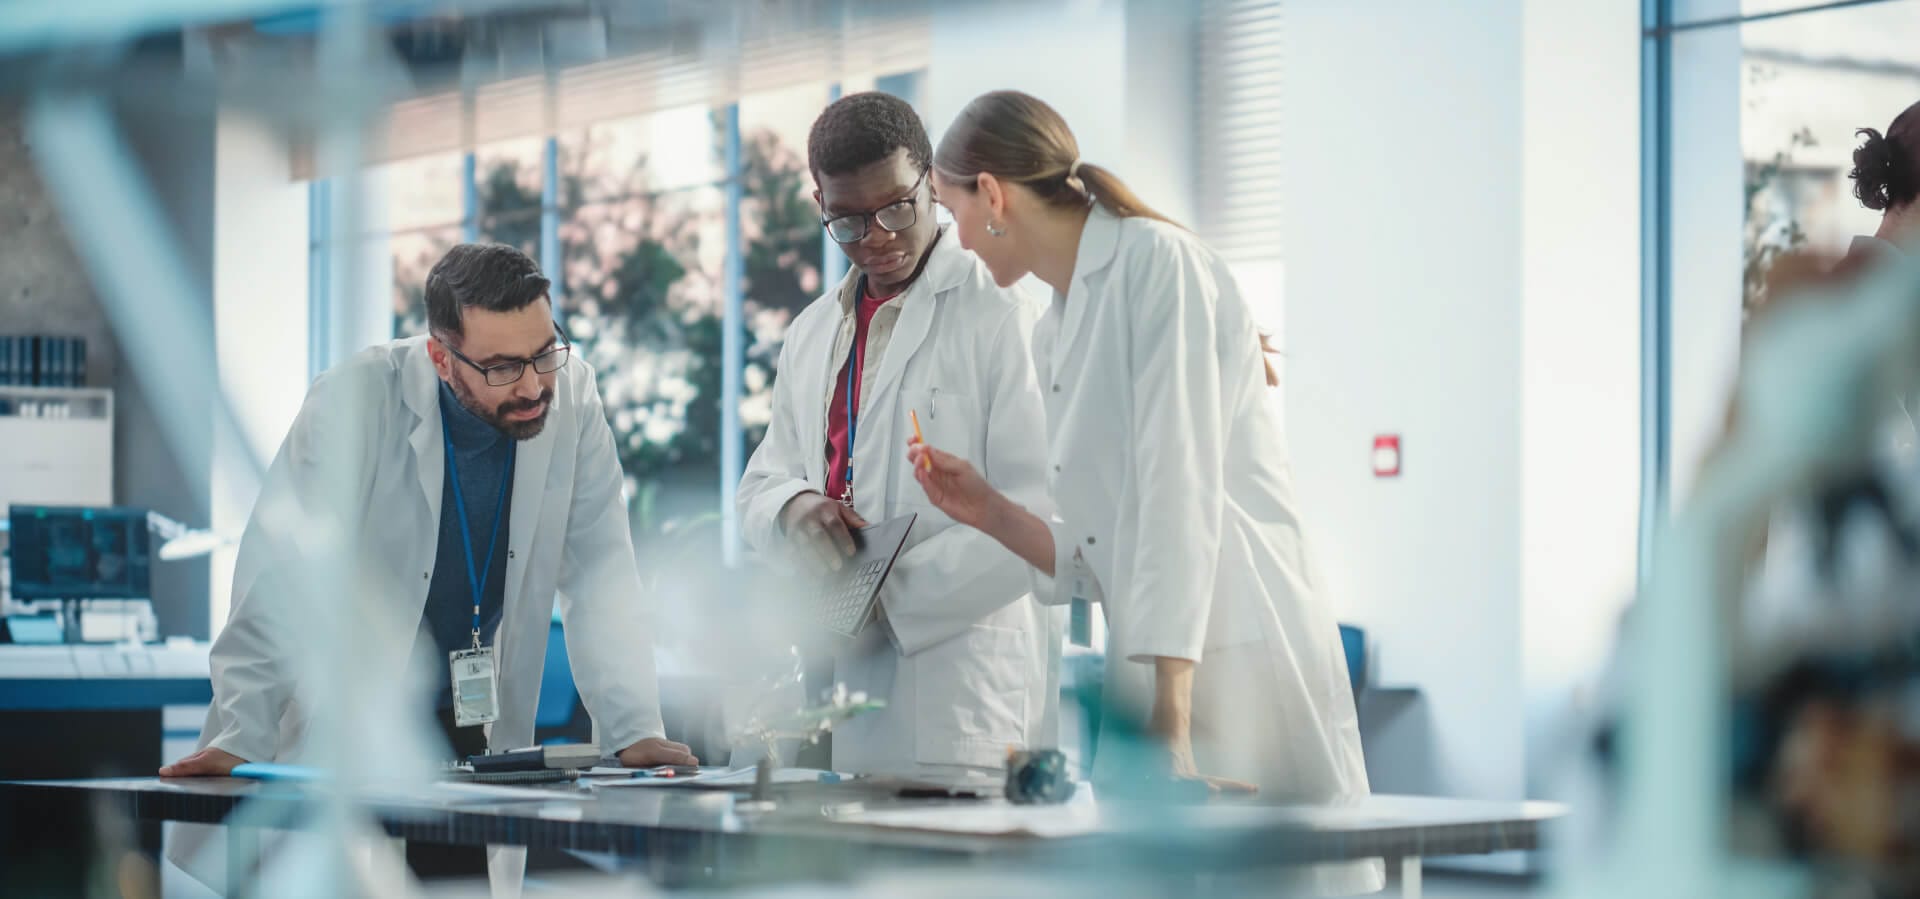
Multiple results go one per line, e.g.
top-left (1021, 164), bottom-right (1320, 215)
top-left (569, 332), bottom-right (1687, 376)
top-left (227, 825), bottom-right (257, 898)
top-left (1399, 855), bottom-right (1423, 899)
top-left (381, 834), bottom-right (407, 878)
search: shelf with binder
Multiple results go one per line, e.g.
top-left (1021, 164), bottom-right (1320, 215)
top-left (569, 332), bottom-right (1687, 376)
top-left (0, 335), bottom-right (89, 389)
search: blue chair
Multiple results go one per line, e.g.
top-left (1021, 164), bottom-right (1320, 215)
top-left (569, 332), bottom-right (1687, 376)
top-left (535, 617), bottom-right (583, 740)
top-left (1338, 624), bottom-right (1366, 698)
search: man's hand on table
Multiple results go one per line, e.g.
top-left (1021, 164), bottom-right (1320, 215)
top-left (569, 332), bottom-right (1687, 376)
top-left (160, 747), bottom-right (246, 778)
top-left (617, 737), bottom-right (699, 768)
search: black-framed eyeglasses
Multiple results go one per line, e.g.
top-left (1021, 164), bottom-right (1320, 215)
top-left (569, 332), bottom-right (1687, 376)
top-left (821, 168), bottom-right (929, 244)
top-left (439, 322), bottom-right (572, 387)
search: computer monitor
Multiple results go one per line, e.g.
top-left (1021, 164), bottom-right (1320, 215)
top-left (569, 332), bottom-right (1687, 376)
top-left (8, 506), bottom-right (152, 600)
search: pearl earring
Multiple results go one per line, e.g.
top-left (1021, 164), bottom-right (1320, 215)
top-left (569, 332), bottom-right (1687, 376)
top-left (986, 220), bottom-right (1005, 237)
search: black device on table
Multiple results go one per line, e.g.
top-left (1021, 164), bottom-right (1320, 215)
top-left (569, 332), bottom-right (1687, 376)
top-left (468, 743), bottom-right (603, 773)
top-left (807, 513), bottom-right (915, 638)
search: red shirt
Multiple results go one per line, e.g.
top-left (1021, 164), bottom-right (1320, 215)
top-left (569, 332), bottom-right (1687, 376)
top-left (824, 282), bottom-right (897, 504)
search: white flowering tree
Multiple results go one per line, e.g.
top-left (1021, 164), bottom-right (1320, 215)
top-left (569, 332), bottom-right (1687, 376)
top-left (392, 122), bottom-right (822, 540)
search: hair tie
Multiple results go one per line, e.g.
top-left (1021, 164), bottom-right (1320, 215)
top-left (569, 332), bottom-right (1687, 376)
top-left (1065, 158), bottom-right (1088, 199)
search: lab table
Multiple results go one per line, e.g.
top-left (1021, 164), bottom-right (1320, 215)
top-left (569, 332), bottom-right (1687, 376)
top-left (0, 642), bottom-right (213, 781)
top-left (0, 776), bottom-right (1563, 898)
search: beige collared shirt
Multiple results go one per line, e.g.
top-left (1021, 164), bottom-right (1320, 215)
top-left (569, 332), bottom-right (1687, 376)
top-left (821, 275), bottom-right (908, 439)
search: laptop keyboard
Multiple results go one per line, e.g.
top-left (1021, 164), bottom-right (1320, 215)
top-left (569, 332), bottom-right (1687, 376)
top-left (815, 558), bottom-right (887, 637)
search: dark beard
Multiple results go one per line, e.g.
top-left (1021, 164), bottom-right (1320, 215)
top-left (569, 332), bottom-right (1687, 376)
top-left (449, 376), bottom-right (552, 440)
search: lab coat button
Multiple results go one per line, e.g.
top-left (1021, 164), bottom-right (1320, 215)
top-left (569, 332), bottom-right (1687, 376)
top-left (1086, 537), bottom-right (1096, 546)
top-left (1051, 384), bottom-right (1060, 393)
top-left (1053, 464), bottom-right (1061, 473)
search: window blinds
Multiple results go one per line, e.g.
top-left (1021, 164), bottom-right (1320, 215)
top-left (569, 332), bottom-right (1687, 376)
top-left (1195, 0), bottom-right (1284, 263)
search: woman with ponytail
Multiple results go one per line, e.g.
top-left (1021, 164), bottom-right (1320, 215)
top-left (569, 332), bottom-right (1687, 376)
top-left (905, 90), bottom-right (1379, 895)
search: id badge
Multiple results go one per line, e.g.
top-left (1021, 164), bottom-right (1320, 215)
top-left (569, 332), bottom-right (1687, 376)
top-left (450, 647), bottom-right (500, 727)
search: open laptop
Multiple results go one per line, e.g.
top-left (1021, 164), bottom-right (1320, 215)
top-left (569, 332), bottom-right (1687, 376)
top-left (808, 513), bottom-right (916, 638)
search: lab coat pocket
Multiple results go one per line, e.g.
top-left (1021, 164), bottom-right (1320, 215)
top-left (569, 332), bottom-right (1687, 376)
top-left (898, 389), bottom-right (977, 524)
top-left (913, 623), bottom-right (1031, 769)
top-left (901, 389), bottom-right (977, 463)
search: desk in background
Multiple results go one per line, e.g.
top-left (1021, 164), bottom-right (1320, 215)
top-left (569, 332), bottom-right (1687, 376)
top-left (0, 642), bottom-right (212, 779)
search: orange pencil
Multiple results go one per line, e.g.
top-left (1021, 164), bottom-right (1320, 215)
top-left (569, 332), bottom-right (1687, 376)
top-left (911, 410), bottom-right (931, 471)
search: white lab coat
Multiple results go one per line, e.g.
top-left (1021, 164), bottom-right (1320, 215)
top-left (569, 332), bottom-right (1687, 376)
top-left (196, 336), bottom-right (667, 761)
top-left (1032, 207), bottom-right (1381, 894)
top-left (738, 230), bottom-right (1061, 782)
top-left (173, 338), bottom-right (667, 890)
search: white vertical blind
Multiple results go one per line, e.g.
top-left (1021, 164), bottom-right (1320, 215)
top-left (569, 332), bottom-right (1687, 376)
top-left (295, 1), bottom-right (928, 177)
top-left (1195, 0), bottom-right (1284, 263)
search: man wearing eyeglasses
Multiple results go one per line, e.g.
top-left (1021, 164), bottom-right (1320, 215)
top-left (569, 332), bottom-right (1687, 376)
top-left (163, 245), bottom-right (694, 806)
top-left (737, 93), bottom-right (1060, 785)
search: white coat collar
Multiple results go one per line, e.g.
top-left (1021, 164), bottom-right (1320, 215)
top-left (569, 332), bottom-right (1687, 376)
top-left (825, 228), bottom-right (966, 410)
top-left (398, 335), bottom-right (557, 632)
top-left (401, 337), bottom-right (446, 526)
top-left (828, 226), bottom-right (969, 311)
top-left (1057, 204), bottom-right (1125, 361)
top-left (1070, 203), bottom-right (1125, 289)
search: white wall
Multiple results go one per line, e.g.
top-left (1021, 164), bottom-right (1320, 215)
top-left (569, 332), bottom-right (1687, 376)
top-left (925, 0), bottom-right (1195, 225)
top-left (926, 0), bottom-right (1126, 177)
top-left (1285, 4), bottom-right (1643, 876)
top-left (1283, 0), bottom-right (1526, 816)
top-left (211, 115), bottom-right (310, 633)
top-left (1519, 0), bottom-right (1642, 800)
top-left (1118, 0), bottom-right (1197, 229)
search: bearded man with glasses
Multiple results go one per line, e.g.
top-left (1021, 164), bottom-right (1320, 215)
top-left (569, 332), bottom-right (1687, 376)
top-left (162, 243), bottom-right (693, 884)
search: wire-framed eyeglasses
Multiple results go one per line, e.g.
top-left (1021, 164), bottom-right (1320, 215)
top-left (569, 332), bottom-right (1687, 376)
top-left (439, 322), bottom-right (572, 387)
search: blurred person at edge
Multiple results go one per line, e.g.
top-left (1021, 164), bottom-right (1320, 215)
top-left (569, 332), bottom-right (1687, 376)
top-left (1732, 101), bottom-right (1920, 880)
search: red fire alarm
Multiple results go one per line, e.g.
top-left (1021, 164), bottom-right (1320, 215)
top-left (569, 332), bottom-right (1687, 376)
top-left (1372, 435), bottom-right (1401, 478)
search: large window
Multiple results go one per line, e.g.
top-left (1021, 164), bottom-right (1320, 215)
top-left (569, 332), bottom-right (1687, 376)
top-left (311, 71), bottom-right (925, 588)
top-left (1737, 2), bottom-right (1920, 315)
top-left (1644, 0), bottom-right (1920, 549)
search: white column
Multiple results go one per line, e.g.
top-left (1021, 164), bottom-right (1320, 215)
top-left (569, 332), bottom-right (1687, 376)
top-left (211, 115), bottom-right (311, 635)
top-left (1518, 0), bottom-right (1643, 806)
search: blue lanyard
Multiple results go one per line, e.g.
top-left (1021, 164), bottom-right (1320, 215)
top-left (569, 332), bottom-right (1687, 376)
top-left (440, 404), bottom-right (514, 648)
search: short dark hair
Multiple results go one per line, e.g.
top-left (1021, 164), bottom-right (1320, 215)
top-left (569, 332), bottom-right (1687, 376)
top-left (1852, 99), bottom-right (1920, 212)
top-left (807, 91), bottom-right (932, 180)
top-left (425, 243), bottom-right (551, 339)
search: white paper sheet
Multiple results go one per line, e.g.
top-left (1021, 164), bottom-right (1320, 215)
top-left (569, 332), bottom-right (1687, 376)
top-left (361, 781), bottom-right (574, 805)
top-left (834, 790), bottom-right (1102, 838)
